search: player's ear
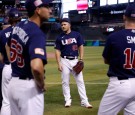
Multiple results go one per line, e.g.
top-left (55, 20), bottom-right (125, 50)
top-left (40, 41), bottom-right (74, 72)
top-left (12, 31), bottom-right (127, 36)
top-left (123, 15), bottom-right (126, 21)
top-left (35, 7), bottom-right (41, 16)
top-left (69, 23), bottom-right (71, 28)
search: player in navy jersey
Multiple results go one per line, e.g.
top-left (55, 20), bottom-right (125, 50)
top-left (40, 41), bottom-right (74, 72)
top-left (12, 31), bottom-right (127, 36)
top-left (55, 18), bottom-right (93, 108)
top-left (98, 3), bottom-right (135, 115)
top-left (7, 0), bottom-right (52, 115)
top-left (0, 24), bottom-right (11, 111)
top-left (0, 62), bottom-right (3, 110)
top-left (0, 29), bottom-right (4, 110)
top-left (0, 8), bottom-right (21, 115)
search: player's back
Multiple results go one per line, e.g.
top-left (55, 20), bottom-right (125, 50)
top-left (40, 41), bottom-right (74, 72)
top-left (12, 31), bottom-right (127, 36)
top-left (10, 20), bottom-right (46, 79)
top-left (103, 29), bottom-right (135, 78)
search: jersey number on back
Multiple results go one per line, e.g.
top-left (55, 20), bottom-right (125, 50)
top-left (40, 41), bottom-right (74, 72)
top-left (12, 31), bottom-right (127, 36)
top-left (124, 48), bottom-right (135, 69)
top-left (10, 39), bottom-right (24, 68)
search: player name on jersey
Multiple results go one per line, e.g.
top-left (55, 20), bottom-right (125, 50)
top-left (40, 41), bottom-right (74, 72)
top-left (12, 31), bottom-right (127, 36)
top-left (127, 36), bottom-right (135, 43)
top-left (61, 38), bottom-right (77, 45)
top-left (12, 26), bottom-right (29, 45)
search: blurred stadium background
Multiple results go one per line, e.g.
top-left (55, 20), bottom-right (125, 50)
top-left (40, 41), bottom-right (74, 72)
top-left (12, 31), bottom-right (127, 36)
top-left (0, 0), bottom-right (134, 114)
top-left (0, 0), bottom-right (134, 44)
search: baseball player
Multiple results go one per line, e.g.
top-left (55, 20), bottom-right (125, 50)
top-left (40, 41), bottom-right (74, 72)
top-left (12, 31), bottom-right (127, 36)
top-left (0, 8), bottom-right (21, 115)
top-left (54, 18), bottom-right (93, 108)
top-left (98, 3), bottom-right (135, 115)
top-left (0, 23), bottom-right (11, 111)
top-left (0, 29), bottom-right (3, 110)
top-left (0, 57), bottom-right (4, 110)
top-left (7, 0), bottom-right (52, 114)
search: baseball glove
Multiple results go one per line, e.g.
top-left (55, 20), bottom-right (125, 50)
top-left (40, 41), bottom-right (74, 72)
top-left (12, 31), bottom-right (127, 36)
top-left (73, 60), bottom-right (84, 74)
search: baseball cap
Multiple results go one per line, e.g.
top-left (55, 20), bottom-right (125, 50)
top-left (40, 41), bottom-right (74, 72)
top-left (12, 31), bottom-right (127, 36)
top-left (7, 8), bottom-right (21, 18)
top-left (25, 0), bottom-right (52, 12)
top-left (125, 3), bottom-right (135, 19)
top-left (60, 18), bottom-right (71, 24)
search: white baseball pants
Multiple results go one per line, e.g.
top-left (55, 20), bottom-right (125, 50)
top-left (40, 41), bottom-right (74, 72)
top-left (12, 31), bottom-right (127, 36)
top-left (98, 77), bottom-right (135, 115)
top-left (61, 58), bottom-right (89, 103)
top-left (8, 77), bottom-right (44, 115)
top-left (1, 64), bottom-right (12, 115)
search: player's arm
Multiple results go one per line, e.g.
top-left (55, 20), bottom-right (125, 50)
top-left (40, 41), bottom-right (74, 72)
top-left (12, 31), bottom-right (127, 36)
top-left (31, 58), bottom-right (45, 92)
top-left (103, 58), bottom-right (109, 64)
top-left (0, 35), bottom-right (3, 63)
top-left (78, 45), bottom-right (84, 60)
top-left (0, 42), bottom-right (3, 63)
top-left (0, 53), bottom-right (3, 63)
top-left (77, 33), bottom-right (84, 60)
top-left (5, 43), bottom-right (10, 62)
top-left (55, 49), bottom-right (62, 71)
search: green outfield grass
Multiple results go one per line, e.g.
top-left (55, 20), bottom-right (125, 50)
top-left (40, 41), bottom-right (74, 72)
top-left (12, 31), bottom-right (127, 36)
top-left (44, 46), bottom-right (123, 115)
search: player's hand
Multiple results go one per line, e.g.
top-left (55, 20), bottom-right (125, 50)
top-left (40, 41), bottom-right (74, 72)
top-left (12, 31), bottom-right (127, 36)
top-left (37, 83), bottom-right (46, 92)
top-left (41, 85), bottom-right (46, 92)
top-left (58, 63), bottom-right (62, 72)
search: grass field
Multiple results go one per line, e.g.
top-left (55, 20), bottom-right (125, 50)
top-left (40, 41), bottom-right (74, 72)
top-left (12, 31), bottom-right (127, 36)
top-left (44, 46), bottom-right (123, 115)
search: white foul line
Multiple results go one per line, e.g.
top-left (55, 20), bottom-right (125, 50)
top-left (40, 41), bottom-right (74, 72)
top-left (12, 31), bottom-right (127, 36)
top-left (46, 82), bottom-right (108, 85)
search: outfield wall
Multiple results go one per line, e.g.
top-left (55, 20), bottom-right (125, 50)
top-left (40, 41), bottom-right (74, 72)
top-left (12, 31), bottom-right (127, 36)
top-left (46, 40), bottom-right (106, 46)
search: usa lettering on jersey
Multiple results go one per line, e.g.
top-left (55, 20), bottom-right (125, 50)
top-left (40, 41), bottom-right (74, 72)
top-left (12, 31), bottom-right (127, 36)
top-left (61, 38), bottom-right (77, 45)
top-left (12, 27), bottom-right (29, 45)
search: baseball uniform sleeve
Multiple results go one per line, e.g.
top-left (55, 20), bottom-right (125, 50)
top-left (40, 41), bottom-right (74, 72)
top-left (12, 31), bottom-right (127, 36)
top-left (0, 31), bottom-right (7, 53)
top-left (77, 33), bottom-right (84, 47)
top-left (28, 34), bottom-right (47, 65)
top-left (102, 36), bottom-right (112, 62)
top-left (7, 35), bottom-right (11, 47)
top-left (54, 36), bottom-right (61, 50)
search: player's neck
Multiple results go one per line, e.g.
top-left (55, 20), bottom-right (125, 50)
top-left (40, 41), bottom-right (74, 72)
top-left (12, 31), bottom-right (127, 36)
top-left (65, 29), bottom-right (71, 34)
top-left (125, 22), bottom-right (135, 29)
top-left (28, 16), bottom-right (41, 27)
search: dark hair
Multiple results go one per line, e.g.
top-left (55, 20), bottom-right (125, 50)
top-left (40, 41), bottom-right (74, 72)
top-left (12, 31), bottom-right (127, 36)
top-left (9, 18), bottom-right (21, 25)
top-left (27, 10), bottom-right (35, 18)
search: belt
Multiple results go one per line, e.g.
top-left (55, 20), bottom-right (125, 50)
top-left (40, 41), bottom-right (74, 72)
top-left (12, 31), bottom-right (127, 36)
top-left (117, 77), bottom-right (128, 80)
top-left (5, 62), bottom-right (10, 65)
top-left (61, 56), bottom-right (77, 60)
top-left (12, 76), bottom-right (33, 80)
top-left (110, 76), bottom-right (128, 80)
top-left (19, 77), bottom-right (32, 80)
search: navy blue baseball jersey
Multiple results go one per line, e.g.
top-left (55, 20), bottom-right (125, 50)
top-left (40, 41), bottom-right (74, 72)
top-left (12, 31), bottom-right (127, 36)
top-left (10, 20), bottom-right (47, 79)
top-left (103, 29), bottom-right (135, 79)
top-left (0, 26), bottom-right (13, 64)
top-left (54, 31), bottom-right (84, 57)
top-left (0, 63), bottom-right (4, 69)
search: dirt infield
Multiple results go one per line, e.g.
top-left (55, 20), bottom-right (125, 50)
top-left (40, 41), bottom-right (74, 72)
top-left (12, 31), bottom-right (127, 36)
top-left (47, 52), bottom-right (55, 58)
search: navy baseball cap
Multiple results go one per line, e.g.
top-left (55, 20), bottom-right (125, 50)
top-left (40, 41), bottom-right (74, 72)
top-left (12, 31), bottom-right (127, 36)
top-left (25, 0), bottom-right (52, 12)
top-left (8, 8), bottom-right (21, 18)
top-left (60, 18), bottom-right (71, 24)
top-left (125, 3), bottom-right (135, 19)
